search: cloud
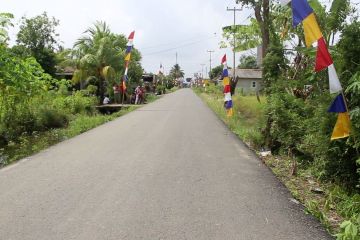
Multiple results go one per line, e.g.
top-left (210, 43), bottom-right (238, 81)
top-left (3, 0), bottom-right (252, 77)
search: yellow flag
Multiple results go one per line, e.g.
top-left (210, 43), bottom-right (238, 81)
top-left (125, 53), bottom-right (131, 61)
top-left (223, 77), bottom-right (230, 86)
top-left (302, 13), bottom-right (323, 47)
top-left (331, 112), bottom-right (350, 140)
top-left (226, 108), bottom-right (233, 117)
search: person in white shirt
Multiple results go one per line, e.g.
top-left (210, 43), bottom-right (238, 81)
top-left (103, 96), bottom-right (110, 105)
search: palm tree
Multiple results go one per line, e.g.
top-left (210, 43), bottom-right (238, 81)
top-left (169, 64), bottom-right (184, 81)
top-left (72, 21), bottom-right (126, 102)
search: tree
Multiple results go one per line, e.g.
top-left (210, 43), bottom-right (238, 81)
top-left (0, 13), bottom-right (14, 44)
top-left (235, 0), bottom-right (270, 59)
top-left (72, 21), bottom-right (143, 102)
top-left (238, 55), bottom-right (258, 69)
top-left (209, 65), bottom-right (223, 79)
top-left (169, 64), bottom-right (184, 80)
top-left (220, 18), bottom-right (261, 52)
top-left (16, 12), bottom-right (60, 76)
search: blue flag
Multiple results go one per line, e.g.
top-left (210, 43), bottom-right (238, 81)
top-left (328, 94), bottom-right (347, 113)
top-left (291, 0), bottom-right (313, 27)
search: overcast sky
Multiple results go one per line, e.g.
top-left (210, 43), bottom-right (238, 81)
top-left (3, 0), bottom-right (257, 78)
top-left (4, 0), bottom-right (359, 78)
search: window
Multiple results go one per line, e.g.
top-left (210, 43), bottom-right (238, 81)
top-left (252, 81), bottom-right (256, 88)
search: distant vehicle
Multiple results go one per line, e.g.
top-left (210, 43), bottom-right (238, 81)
top-left (182, 78), bottom-right (191, 88)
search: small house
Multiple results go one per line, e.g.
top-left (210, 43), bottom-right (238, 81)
top-left (229, 68), bottom-right (263, 93)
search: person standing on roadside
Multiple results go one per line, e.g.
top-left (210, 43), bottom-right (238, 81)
top-left (135, 85), bottom-right (141, 104)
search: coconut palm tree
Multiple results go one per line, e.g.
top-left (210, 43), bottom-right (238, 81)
top-left (169, 64), bottom-right (184, 80)
top-left (72, 21), bottom-right (127, 102)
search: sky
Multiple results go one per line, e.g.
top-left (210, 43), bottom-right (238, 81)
top-left (2, 0), bottom-right (255, 78)
top-left (4, 0), bottom-right (359, 78)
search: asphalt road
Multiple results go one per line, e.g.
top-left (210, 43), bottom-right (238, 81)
top-left (0, 89), bottom-right (332, 240)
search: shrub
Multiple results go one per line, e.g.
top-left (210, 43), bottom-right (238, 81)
top-left (36, 107), bottom-right (69, 130)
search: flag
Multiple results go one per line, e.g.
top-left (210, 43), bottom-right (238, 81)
top-left (223, 68), bottom-right (229, 77)
top-left (122, 78), bottom-right (127, 91)
top-left (303, 13), bottom-right (322, 47)
top-left (128, 31), bottom-right (135, 40)
top-left (159, 63), bottom-right (163, 74)
top-left (222, 54), bottom-right (233, 117)
top-left (227, 108), bottom-right (233, 117)
top-left (221, 54), bottom-right (227, 65)
top-left (328, 94), bottom-right (347, 113)
top-left (223, 77), bottom-right (230, 86)
top-left (225, 100), bottom-right (233, 109)
top-left (331, 112), bottom-right (350, 140)
top-left (328, 64), bottom-right (343, 94)
top-left (280, 0), bottom-right (291, 6)
top-left (224, 92), bottom-right (232, 101)
top-left (223, 85), bottom-right (231, 93)
top-left (125, 53), bottom-right (131, 61)
top-left (125, 46), bottom-right (132, 54)
top-left (291, 0), bottom-right (313, 27)
top-left (315, 37), bottom-right (333, 72)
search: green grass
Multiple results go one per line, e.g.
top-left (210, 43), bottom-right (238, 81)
top-left (0, 105), bottom-right (140, 167)
top-left (194, 86), bottom-right (360, 237)
top-left (194, 86), bottom-right (266, 149)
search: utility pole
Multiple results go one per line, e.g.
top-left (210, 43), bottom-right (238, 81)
top-left (207, 50), bottom-right (214, 79)
top-left (200, 64), bottom-right (205, 79)
top-left (227, 7), bottom-right (241, 82)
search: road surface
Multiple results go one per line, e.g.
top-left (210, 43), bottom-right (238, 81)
top-left (0, 89), bottom-right (332, 239)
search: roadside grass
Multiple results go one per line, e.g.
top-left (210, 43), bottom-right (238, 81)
top-left (194, 86), bottom-right (360, 237)
top-left (0, 105), bottom-right (141, 167)
top-left (194, 85), bottom-right (266, 149)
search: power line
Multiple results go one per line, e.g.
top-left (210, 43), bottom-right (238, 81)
top-left (140, 35), bottom-right (211, 50)
top-left (142, 38), bottom-right (210, 56)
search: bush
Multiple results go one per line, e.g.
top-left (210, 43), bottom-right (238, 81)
top-left (36, 107), bottom-right (69, 129)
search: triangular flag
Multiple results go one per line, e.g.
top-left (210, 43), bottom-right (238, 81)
top-left (223, 68), bottom-right (229, 77)
top-left (125, 45), bottom-right (132, 54)
top-left (328, 94), bottom-right (347, 113)
top-left (291, 0), bottom-right (313, 27)
top-left (328, 64), bottom-right (342, 93)
top-left (122, 79), bottom-right (127, 91)
top-left (303, 13), bottom-right (323, 47)
top-left (223, 77), bottom-right (230, 86)
top-left (221, 54), bottom-right (227, 65)
top-left (125, 53), bottom-right (131, 61)
top-left (315, 38), bottom-right (333, 72)
top-left (224, 92), bottom-right (232, 101)
top-left (128, 31), bottom-right (135, 40)
top-left (225, 100), bottom-right (233, 109)
top-left (331, 112), bottom-right (350, 140)
top-left (223, 85), bottom-right (231, 93)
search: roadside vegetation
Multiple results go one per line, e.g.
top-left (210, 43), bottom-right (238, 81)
top-left (195, 84), bottom-right (359, 237)
top-left (197, 0), bottom-right (360, 237)
top-left (0, 12), bottom-right (169, 167)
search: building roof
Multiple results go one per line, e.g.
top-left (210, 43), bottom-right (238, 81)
top-left (229, 68), bottom-right (262, 79)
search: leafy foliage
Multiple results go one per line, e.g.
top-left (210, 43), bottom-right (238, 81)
top-left (209, 65), bottom-right (223, 79)
top-left (72, 21), bottom-right (143, 102)
top-left (238, 55), bottom-right (258, 69)
top-left (16, 12), bottom-right (60, 76)
top-left (0, 13), bottom-right (14, 44)
top-left (169, 64), bottom-right (184, 79)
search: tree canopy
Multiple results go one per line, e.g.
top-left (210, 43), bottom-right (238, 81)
top-left (16, 12), bottom-right (60, 76)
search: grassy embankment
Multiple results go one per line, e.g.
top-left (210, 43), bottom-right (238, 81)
top-left (194, 85), bottom-right (360, 237)
top-left (0, 94), bottom-right (162, 167)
